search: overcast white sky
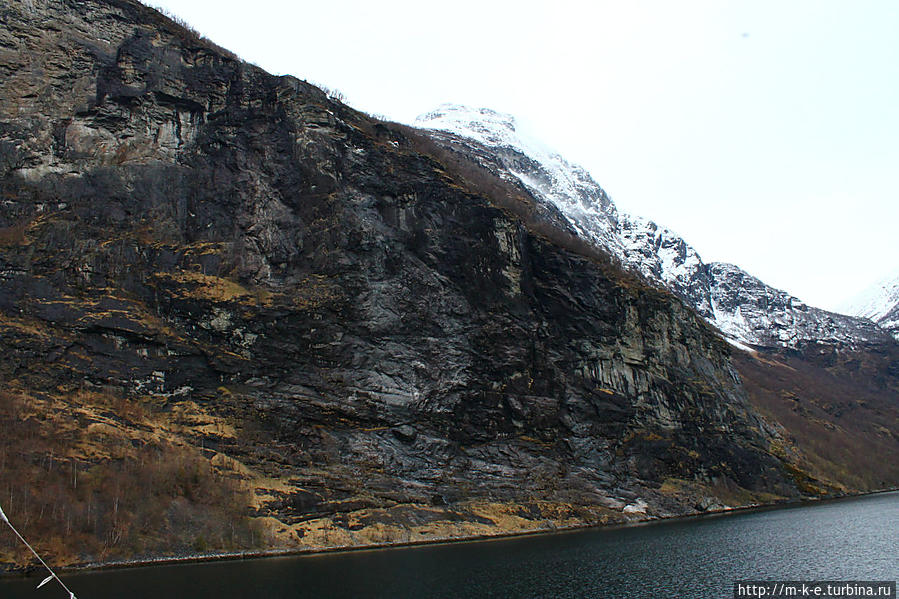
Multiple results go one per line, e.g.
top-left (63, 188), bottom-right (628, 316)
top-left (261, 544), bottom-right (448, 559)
top-left (145, 0), bottom-right (898, 312)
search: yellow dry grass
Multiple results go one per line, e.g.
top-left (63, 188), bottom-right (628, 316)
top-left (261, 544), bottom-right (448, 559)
top-left (152, 271), bottom-right (253, 303)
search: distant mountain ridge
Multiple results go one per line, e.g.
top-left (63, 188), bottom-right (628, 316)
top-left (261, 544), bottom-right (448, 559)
top-left (415, 104), bottom-right (894, 350)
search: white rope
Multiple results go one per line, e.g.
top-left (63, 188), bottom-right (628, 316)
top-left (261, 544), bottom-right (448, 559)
top-left (0, 502), bottom-right (78, 598)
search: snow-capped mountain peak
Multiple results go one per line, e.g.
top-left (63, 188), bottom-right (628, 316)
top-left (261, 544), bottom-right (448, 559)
top-left (415, 104), bottom-right (621, 252)
top-left (416, 105), bottom-right (520, 148)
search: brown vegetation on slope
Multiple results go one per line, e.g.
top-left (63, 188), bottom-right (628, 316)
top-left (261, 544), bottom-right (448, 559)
top-left (0, 387), bottom-right (260, 571)
top-left (735, 346), bottom-right (899, 492)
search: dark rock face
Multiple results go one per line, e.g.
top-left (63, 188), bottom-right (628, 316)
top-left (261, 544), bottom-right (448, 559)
top-left (0, 0), bottom-right (847, 566)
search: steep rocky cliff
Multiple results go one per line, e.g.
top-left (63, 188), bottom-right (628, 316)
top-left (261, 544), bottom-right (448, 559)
top-left (414, 105), bottom-right (899, 496)
top-left (0, 0), bottom-right (887, 571)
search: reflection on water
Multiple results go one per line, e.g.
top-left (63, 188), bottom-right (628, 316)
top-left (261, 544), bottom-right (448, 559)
top-left (1, 491), bottom-right (896, 598)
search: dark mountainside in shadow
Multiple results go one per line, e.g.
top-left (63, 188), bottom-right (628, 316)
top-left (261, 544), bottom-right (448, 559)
top-left (0, 0), bottom-right (896, 571)
top-left (407, 108), bottom-right (899, 497)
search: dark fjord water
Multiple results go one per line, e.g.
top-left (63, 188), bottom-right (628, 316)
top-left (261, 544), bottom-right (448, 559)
top-left (2, 491), bottom-right (896, 598)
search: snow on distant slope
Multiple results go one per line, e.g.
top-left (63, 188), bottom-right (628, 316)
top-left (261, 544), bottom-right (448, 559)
top-left (842, 270), bottom-right (899, 321)
top-left (415, 104), bottom-right (894, 350)
top-left (705, 263), bottom-right (885, 347)
top-left (841, 270), bottom-right (899, 340)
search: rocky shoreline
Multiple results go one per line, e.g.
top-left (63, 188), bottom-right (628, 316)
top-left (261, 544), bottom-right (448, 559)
top-left (5, 488), bottom-right (897, 578)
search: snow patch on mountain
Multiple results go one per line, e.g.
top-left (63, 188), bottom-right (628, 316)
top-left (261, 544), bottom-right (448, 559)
top-left (617, 214), bottom-right (712, 318)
